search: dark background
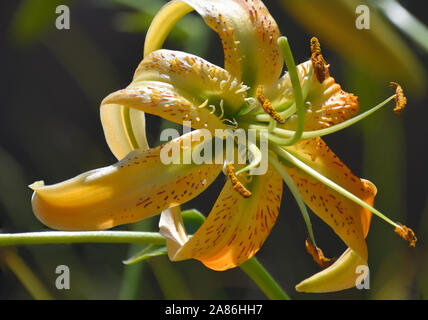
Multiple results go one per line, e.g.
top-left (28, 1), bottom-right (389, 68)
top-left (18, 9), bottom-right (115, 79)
top-left (0, 0), bottom-right (427, 300)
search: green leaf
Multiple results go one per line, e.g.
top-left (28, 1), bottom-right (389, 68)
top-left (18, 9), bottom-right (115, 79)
top-left (123, 244), bottom-right (167, 265)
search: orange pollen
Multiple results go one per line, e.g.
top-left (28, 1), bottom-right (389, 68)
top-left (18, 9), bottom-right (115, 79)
top-left (310, 37), bottom-right (330, 83)
top-left (225, 163), bottom-right (252, 198)
top-left (390, 82), bottom-right (407, 114)
top-left (305, 238), bottom-right (336, 269)
top-left (256, 86), bottom-right (285, 123)
top-left (394, 224), bottom-right (417, 247)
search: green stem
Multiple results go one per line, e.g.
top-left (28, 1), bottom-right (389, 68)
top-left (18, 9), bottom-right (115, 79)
top-left (240, 257), bottom-right (290, 300)
top-left (0, 231), bottom-right (166, 247)
top-left (0, 231), bottom-right (289, 299)
top-left (374, 0), bottom-right (428, 53)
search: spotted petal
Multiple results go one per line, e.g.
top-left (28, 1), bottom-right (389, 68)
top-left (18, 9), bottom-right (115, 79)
top-left (160, 166), bottom-right (283, 271)
top-left (295, 179), bottom-right (373, 293)
top-left (284, 137), bottom-right (376, 266)
top-left (30, 131), bottom-right (222, 231)
top-left (267, 60), bottom-right (359, 130)
top-left (145, 0), bottom-right (283, 87)
top-left (134, 49), bottom-right (249, 116)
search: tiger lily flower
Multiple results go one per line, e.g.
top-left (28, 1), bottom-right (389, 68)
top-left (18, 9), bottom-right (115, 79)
top-left (30, 0), bottom-right (416, 293)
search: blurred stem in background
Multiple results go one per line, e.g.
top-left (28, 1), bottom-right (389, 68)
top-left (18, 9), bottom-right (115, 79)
top-left (372, 0), bottom-right (428, 54)
top-left (281, 0), bottom-right (427, 97)
top-left (118, 220), bottom-right (150, 300)
top-left (0, 248), bottom-right (53, 300)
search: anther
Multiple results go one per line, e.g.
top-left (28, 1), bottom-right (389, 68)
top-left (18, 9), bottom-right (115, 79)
top-left (256, 86), bottom-right (285, 124)
top-left (310, 37), bottom-right (330, 83)
top-left (226, 163), bottom-right (252, 198)
top-left (394, 224), bottom-right (417, 247)
top-left (305, 238), bottom-right (336, 269)
top-left (390, 82), bottom-right (407, 114)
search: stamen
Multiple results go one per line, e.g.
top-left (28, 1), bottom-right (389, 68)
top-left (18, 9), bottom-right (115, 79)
top-left (236, 142), bottom-right (262, 176)
top-left (273, 146), bottom-right (405, 231)
top-left (305, 238), bottom-right (336, 269)
top-left (310, 37), bottom-right (330, 83)
top-left (222, 118), bottom-right (238, 129)
top-left (269, 155), bottom-right (317, 247)
top-left (394, 224), bottom-right (417, 247)
top-left (197, 99), bottom-right (209, 109)
top-left (219, 99), bottom-right (225, 119)
top-left (267, 118), bottom-right (277, 133)
top-left (236, 98), bottom-right (259, 116)
top-left (390, 82), bottom-right (407, 114)
top-left (257, 86), bottom-right (285, 124)
top-left (243, 64), bottom-right (313, 123)
top-left (226, 163), bottom-right (252, 198)
top-left (250, 95), bottom-right (396, 141)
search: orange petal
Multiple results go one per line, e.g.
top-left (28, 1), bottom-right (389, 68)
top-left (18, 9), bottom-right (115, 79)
top-left (31, 131), bottom-right (222, 230)
top-left (145, 0), bottom-right (283, 87)
top-left (164, 166), bottom-right (283, 270)
top-left (284, 137), bottom-right (377, 260)
top-left (267, 60), bottom-right (359, 130)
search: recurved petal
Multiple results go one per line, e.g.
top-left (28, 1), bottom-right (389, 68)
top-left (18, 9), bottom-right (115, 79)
top-left (267, 60), bottom-right (359, 130)
top-left (284, 138), bottom-right (376, 292)
top-left (100, 103), bottom-right (149, 161)
top-left (295, 247), bottom-right (367, 293)
top-left (284, 137), bottom-right (377, 262)
top-left (161, 166), bottom-right (283, 271)
top-left (30, 131), bottom-right (222, 231)
top-left (145, 0), bottom-right (283, 87)
top-left (133, 49), bottom-right (249, 116)
top-left (101, 81), bottom-right (227, 159)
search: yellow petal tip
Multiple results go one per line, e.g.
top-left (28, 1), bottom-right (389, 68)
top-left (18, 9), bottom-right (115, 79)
top-left (29, 180), bottom-right (45, 190)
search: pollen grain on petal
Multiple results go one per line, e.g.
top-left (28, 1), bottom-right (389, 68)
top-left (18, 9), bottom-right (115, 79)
top-left (310, 37), bottom-right (330, 83)
top-left (305, 238), bottom-right (336, 269)
top-left (390, 82), bottom-right (407, 114)
top-left (394, 224), bottom-right (417, 247)
top-left (226, 163), bottom-right (252, 198)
